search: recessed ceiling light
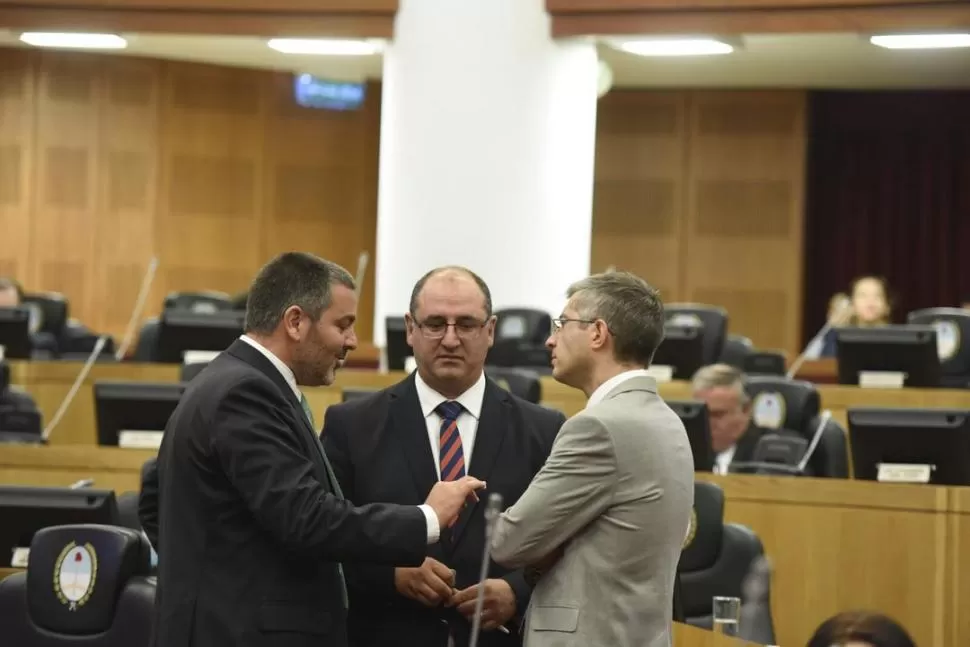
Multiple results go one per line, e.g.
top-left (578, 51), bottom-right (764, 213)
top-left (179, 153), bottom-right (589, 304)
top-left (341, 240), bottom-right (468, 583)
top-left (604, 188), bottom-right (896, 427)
top-left (614, 38), bottom-right (734, 57)
top-left (870, 33), bottom-right (970, 50)
top-left (19, 32), bottom-right (127, 49)
top-left (267, 38), bottom-right (382, 56)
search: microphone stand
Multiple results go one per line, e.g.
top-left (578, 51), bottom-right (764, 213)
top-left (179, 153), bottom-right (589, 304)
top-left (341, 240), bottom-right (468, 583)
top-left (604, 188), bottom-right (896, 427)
top-left (469, 492), bottom-right (503, 647)
top-left (786, 300), bottom-right (851, 379)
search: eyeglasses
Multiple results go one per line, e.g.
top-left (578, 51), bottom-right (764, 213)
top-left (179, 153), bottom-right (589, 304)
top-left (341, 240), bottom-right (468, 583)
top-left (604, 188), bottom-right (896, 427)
top-left (414, 318), bottom-right (488, 340)
top-left (550, 317), bottom-right (597, 334)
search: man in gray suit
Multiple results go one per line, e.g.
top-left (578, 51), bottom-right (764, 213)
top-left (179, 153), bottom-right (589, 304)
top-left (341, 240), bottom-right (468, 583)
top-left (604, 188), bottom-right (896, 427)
top-left (491, 272), bottom-right (694, 647)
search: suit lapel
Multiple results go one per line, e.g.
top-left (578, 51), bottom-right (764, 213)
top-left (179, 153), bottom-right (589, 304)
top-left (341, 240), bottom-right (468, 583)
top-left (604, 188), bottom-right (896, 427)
top-left (390, 375), bottom-right (440, 500)
top-left (450, 380), bottom-right (510, 546)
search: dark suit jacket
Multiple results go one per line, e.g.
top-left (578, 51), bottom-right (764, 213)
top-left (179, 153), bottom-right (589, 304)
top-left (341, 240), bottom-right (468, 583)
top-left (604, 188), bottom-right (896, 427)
top-left (139, 457), bottom-right (160, 549)
top-left (323, 374), bottom-right (565, 647)
top-left (730, 422), bottom-right (768, 466)
top-left (150, 339), bottom-right (429, 647)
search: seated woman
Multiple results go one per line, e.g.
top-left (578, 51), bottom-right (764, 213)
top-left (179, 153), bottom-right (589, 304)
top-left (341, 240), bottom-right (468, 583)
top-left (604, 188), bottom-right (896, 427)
top-left (806, 610), bottom-right (916, 647)
top-left (819, 276), bottom-right (892, 357)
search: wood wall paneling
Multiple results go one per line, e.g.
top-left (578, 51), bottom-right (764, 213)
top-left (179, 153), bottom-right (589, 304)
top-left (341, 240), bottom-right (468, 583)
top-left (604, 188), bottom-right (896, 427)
top-left (547, 0), bottom-right (955, 9)
top-left (0, 47), bottom-right (381, 343)
top-left (591, 90), bottom-right (687, 302)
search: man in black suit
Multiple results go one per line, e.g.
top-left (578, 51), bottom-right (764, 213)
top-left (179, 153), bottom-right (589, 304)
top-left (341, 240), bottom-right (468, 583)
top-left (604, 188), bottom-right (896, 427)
top-left (690, 363), bottom-right (767, 473)
top-left (148, 253), bottom-right (485, 647)
top-left (324, 266), bottom-right (565, 647)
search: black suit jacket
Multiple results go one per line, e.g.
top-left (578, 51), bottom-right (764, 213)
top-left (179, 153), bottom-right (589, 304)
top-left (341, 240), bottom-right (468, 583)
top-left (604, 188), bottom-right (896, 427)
top-left (730, 422), bottom-right (769, 466)
top-left (323, 374), bottom-right (564, 647)
top-left (139, 457), bottom-right (160, 549)
top-left (150, 339), bottom-right (428, 647)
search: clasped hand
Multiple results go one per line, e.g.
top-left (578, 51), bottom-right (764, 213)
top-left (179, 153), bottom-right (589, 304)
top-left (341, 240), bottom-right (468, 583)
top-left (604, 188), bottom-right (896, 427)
top-left (394, 558), bottom-right (516, 632)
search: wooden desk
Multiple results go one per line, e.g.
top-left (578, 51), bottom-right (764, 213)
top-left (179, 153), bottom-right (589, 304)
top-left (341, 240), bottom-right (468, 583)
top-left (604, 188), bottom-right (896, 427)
top-left (0, 445), bottom-right (154, 492)
top-left (674, 623), bottom-right (759, 646)
top-left (701, 473), bottom-right (951, 647)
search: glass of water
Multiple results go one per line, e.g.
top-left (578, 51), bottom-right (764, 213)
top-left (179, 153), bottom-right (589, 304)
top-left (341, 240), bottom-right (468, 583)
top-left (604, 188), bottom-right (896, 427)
top-left (712, 596), bottom-right (741, 637)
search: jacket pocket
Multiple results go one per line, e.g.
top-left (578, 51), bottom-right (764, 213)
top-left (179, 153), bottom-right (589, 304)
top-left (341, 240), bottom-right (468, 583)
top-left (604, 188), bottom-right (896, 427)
top-left (531, 605), bottom-right (579, 633)
top-left (257, 602), bottom-right (332, 635)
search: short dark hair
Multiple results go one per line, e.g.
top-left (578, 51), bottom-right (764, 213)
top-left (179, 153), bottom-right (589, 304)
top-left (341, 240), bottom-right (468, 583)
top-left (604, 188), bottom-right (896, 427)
top-left (0, 277), bottom-right (24, 302)
top-left (807, 611), bottom-right (916, 647)
top-left (244, 253), bottom-right (355, 335)
top-left (409, 266), bottom-right (492, 319)
top-left (566, 271), bottom-right (665, 367)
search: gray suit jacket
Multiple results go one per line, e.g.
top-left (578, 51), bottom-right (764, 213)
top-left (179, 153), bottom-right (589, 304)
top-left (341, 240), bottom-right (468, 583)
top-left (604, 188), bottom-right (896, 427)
top-left (491, 375), bottom-right (694, 647)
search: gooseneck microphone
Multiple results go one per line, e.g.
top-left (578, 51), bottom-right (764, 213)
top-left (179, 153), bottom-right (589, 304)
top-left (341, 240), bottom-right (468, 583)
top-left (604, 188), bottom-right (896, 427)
top-left (786, 297), bottom-right (851, 379)
top-left (469, 492), bottom-right (504, 647)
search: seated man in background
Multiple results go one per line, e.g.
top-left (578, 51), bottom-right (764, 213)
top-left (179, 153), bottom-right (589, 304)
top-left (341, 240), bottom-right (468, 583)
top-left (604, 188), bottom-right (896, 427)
top-left (691, 364), bottom-right (767, 474)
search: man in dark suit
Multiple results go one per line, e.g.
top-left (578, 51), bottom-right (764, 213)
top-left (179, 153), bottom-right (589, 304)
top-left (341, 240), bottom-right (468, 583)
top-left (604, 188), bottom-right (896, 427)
top-left (148, 253), bottom-right (485, 647)
top-left (690, 363), bottom-right (767, 473)
top-left (324, 266), bottom-right (565, 647)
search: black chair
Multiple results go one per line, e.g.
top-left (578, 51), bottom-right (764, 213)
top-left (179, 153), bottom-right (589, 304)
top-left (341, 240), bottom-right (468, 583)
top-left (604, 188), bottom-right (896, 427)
top-left (22, 292), bottom-right (69, 341)
top-left (485, 366), bottom-right (542, 403)
top-left (0, 361), bottom-right (43, 442)
top-left (666, 304), bottom-right (728, 365)
top-left (678, 482), bottom-right (774, 642)
top-left (163, 290), bottom-right (233, 314)
top-left (180, 361), bottom-right (209, 383)
top-left (744, 376), bottom-right (849, 478)
top-left (719, 335), bottom-right (753, 369)
top-left (487, 308), bottom-right (552, 370)
top-left (907, 308), bottom-right (970, 388)
top-left (0, 524), bottom-right (155, 646)
top-left (743, 351), bottom-right (786, 376)
top-left (132, 319), bottom-right (160, 362)
top-left (342, 388), bottom-right (378, 402)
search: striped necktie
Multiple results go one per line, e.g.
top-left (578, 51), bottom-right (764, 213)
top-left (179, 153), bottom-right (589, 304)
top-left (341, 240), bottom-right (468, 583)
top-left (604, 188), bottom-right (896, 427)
top-left (436, 400), bottom-right (466, 481)
top-left (300, 392), bottom-right (348, 608)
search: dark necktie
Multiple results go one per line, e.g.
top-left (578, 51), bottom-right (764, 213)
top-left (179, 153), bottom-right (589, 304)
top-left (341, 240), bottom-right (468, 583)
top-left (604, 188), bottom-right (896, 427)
top-left (436, 400), bottom-right (466, 481)
top-left (300, 392), bottom-right (348, 608)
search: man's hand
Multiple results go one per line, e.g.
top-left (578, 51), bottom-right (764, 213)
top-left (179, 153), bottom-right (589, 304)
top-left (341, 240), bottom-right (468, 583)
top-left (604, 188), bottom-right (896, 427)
top-left (448, 579), bottom-right (517, 632)
top-left (394, 557), bottom-right (456, 607)
top-left (425, 476), bottom-right (486, 527)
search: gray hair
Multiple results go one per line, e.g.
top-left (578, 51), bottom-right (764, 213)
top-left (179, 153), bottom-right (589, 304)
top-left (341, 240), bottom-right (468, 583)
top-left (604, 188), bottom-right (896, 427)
top-left (566, 271), bottom-right (665, 366)
top-left (690, 363), bottom-right (750, 406)
top-left (245, 252), bottom-right (355, 335)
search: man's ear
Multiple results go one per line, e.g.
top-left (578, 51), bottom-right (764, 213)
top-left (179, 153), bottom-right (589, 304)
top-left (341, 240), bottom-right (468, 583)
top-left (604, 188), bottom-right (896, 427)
top-left (589, 319), bottom-right (610, 351)
top-left (282, 305), bottom-right (304, 341)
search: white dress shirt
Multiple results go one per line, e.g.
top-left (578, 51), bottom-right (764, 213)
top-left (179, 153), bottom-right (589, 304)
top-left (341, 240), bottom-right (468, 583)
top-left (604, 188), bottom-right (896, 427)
top-left (714, 444), bottom-right (736, 475)
top-left (586, 369), bottom-right (653, 408)
top-left (414, 371), bottom-right (486, 478)
top-left (238, 335), bottom-right (440, 542)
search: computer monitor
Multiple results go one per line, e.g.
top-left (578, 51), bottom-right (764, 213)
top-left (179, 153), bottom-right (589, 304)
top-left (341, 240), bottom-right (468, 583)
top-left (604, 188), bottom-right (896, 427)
top-left (0, 307), bottom-right (32, 360)
top-left (848, 407), bottom-right (970, 485)
top-left (651, 324), bottom-right (705, 381)
top-left (155, 309), bottom-right (245, 364)
top-left (665, 399), bottom-right (714, 472)
top-left (385, 316), bottom-right (411, 371)
top-left (93, 381), bottom-right (185, 447)
top-left (835, 325), bottom-right (941, 387)
top-left (0, 486), bottom-right (119, 568)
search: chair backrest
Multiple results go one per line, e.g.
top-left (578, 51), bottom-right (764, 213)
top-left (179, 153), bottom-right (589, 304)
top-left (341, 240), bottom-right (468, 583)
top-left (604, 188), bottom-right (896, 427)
top-left (132, 319), bottom-right (160, 362)
top-left (719, 335), bottom-right (753, 369)
top-left (743, 376), bottom-right (848, 478)
top-left (0, 524), bottom-right (155, 647)
top-left (484, 366), bottom-right (542, 403)
top-left (665, 304), bottom-right (728, 365)
top-left (679, 482), bottom-right (774, 642)
top-left (743, 351), bottom-right (786, 376)
top-left (180, 361), bottom-right (208, 382)
top-left (907, 307), bottom-right (970, 381)
top-left (22, 292), bottom-right (69, 338)
top-left (0, 387), bottom-right (43, 440)
top-left (342, 388), bottom-right (378, 402)
top-left (163, 291), bottom-right (233, 314)
top-left (494, 308), bottom-right (551, 345)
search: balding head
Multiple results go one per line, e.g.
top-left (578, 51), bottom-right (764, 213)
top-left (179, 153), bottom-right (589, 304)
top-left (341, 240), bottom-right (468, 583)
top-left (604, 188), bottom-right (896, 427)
top-left (409, 266), bottom-right (492, 320)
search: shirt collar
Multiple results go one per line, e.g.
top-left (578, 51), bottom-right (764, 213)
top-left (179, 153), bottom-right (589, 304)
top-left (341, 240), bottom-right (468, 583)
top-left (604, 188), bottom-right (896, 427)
top-left (587, 369), bottom-right (653, 408)
top-left (239, 335), bottom-right (301, 401)
top-left (414, 370), bottom-right (486, 419)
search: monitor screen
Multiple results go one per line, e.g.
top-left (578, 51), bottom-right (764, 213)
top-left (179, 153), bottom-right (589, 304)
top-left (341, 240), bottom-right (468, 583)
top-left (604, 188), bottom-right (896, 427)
top-left (385, 316), bottom-right (410, 372)
top-left (156, 310), bottom-right (245, 364)
top-left (0, 486), bottom-right (118, 568)
top-left (94, 381), bottom-right (185, 447)
top-left (652, 324), bottom-right (705, 381)
top-left (848, 407), bottom-right (970, 485)
top-left (0, 307), bottom-right (32, 360)
top-left (665, 399), bottom-right (714, 472)
top-left (835, 325), bottom-right (941, 388)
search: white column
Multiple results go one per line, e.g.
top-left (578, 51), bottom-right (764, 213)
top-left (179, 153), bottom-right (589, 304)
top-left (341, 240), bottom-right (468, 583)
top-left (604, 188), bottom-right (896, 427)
top-left (373, 0), bottom-right (599, 345)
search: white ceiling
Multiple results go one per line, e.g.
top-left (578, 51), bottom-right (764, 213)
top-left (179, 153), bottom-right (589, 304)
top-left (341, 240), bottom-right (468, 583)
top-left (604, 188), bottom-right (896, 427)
top-left (1, 31), bottom-right (969, 88)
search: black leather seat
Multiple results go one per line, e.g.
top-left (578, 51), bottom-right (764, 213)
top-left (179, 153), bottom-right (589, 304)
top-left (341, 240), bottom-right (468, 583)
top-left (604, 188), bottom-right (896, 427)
top-left (485, 366), bottom-right (542, 403)
top-left (665, 304), bottom-right (728, 365)
top-left (907, 307), bottom-right (970, 388)
top-left (0, 361), bottom-right (43, 442)
top-left (342, 388), bottom-right (379, 402)
top-left (678, 482), bottom-right (775, 642)
top-left (163, 290), bottom-right (233, 314)
top-left (0, 524), bottom-right (155, 646)
top-left (487, 308), bottom-right (553, 370)
top-left (744, 376), bottom-right (849, 478)
top-left (719, 334), bottom-right (753, 369)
